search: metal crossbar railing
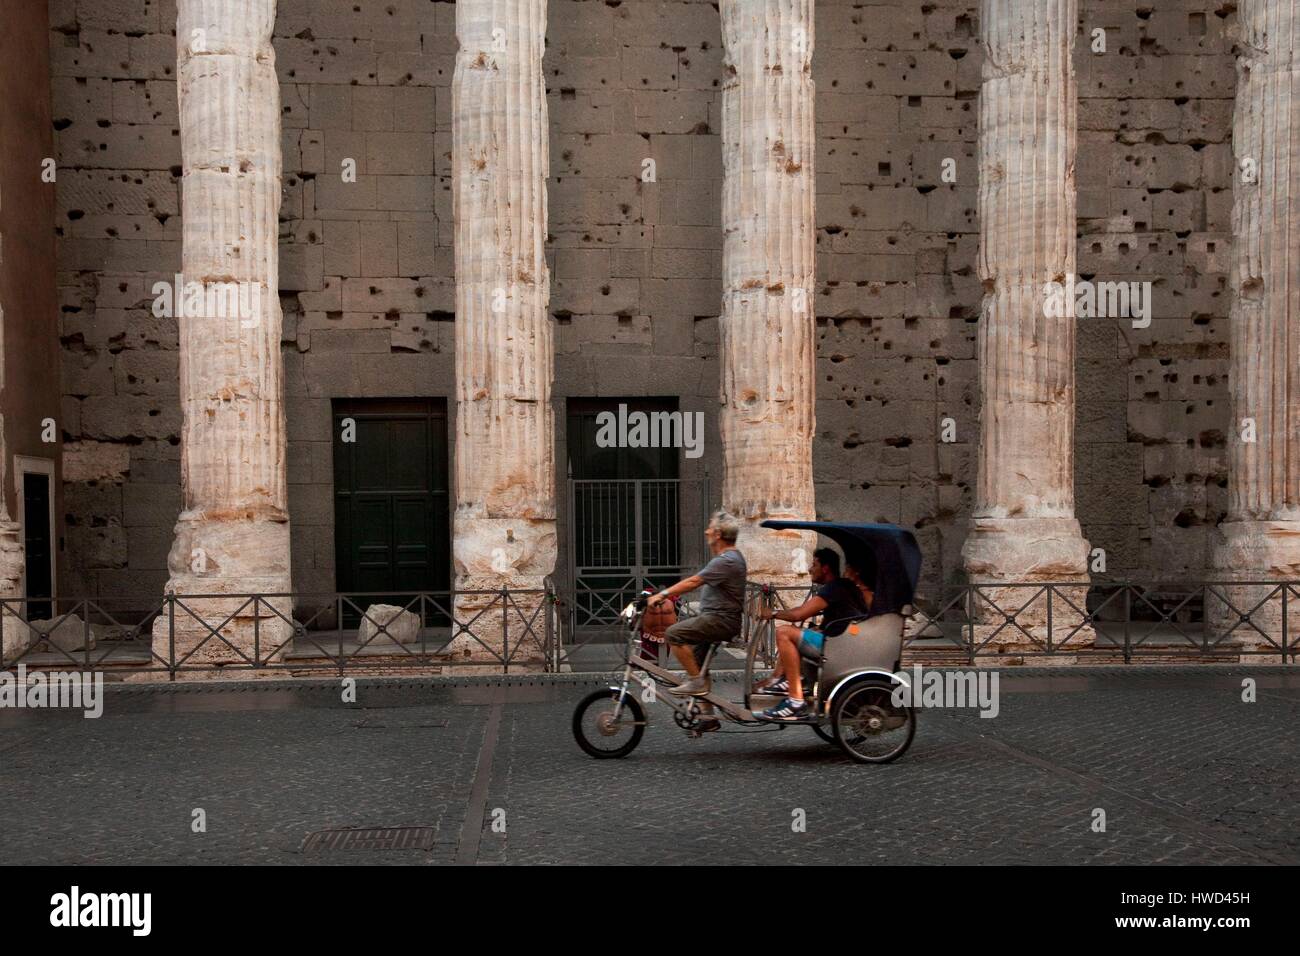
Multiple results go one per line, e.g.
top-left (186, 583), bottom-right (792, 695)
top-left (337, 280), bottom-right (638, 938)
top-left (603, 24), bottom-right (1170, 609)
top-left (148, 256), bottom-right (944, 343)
top-left (1, 579), bottom-right (1295, 677)
top-left (905, 581), bottom-right (1300, 663)
top-left (0, 587), bottom-right (557, 678)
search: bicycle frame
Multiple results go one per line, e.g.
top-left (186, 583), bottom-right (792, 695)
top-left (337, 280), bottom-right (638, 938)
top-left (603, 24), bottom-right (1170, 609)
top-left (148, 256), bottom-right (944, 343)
top-left (604, 604), bottom-right (791, 729)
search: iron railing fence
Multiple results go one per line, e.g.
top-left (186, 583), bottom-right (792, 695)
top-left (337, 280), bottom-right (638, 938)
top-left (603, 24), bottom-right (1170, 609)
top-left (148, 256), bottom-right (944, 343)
top-left (0, 588), bottom-right (559, 678)
top-left (908, 580), bottom-right (1300, 663)
top-left (2, 579), bottom-right (1296, 677)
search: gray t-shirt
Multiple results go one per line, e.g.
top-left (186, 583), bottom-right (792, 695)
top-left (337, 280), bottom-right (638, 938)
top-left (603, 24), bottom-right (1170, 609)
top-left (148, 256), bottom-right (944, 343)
top-left (696, 548), bottom-right (747, 618)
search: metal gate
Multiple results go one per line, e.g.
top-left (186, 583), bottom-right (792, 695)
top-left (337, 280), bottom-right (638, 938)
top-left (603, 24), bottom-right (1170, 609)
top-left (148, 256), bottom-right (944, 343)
top-left (566, 478), bottom-right (711, 631)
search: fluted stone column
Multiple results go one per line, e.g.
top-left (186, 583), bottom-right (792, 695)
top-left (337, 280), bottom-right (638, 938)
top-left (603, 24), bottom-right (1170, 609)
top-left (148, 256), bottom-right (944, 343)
top-left (0, 417), bottom-right (22, 603)
top-left (962, 0), bottom-right (1090, 616)
top-left (1214, 1), bottom-right (1300, 651)
top-left (155, 0), bottom-right (291, 665)
top-left (961, 1), bottom-right (1092, 642)
top-left (0, 330), bottom-right (26, 660)
top-left (718, 0), bottom-right (818, 584)
top-left (450, 0), bottom-right (555, 663)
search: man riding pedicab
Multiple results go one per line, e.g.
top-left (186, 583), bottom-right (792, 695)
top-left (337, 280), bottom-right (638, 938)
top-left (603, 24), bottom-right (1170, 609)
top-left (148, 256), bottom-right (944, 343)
top-left (646, 510), bottom-right (748, 733)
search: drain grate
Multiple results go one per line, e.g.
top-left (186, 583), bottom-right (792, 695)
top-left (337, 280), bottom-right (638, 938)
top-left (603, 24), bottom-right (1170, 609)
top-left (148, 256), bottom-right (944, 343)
top-left (301, 826), bottom-right (437, 852)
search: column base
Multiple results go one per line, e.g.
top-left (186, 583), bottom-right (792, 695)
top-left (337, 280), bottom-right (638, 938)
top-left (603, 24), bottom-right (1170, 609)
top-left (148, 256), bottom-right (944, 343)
top-left (0, 519), bottom-right (28, 663)
top-left (449, 514), bottom-right (556, 668)
top-left (151, 514), bottom-right (293, 668)
top-left (1208, 519), bottom-right (1300, 652)
top-left (962, 516), bottom-right (1092, 647)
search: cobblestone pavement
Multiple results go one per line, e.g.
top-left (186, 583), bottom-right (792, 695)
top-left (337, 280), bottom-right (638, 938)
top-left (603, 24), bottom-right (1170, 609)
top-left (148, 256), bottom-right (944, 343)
top-left (0, 667), bottom-right (1296, 865)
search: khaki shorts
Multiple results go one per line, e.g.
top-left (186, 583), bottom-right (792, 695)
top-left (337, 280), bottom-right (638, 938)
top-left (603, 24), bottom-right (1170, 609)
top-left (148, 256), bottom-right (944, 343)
top-left (665, 613), bottom-right (739, 649)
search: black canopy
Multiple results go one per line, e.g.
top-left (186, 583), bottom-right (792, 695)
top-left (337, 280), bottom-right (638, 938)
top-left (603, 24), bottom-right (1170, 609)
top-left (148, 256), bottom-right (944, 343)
top-left (760, 520), bottom-right (922, 617)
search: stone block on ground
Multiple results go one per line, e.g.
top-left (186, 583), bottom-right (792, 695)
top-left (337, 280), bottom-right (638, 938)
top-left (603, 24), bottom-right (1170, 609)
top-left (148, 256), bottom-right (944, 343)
top-left (358, 604), bottom-right (420, 647)
top-left (30, 614), bottom-right (99, 653)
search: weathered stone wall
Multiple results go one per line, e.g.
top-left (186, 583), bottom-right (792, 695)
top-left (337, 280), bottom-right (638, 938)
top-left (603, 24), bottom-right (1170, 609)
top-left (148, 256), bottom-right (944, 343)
top-left (50, 0), bottom-right (1235, 600)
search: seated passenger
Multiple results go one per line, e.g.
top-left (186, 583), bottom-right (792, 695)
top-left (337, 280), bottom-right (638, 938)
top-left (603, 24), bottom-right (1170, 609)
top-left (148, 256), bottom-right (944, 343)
top-left (753, 548), bottom-right (867, 721)
top-left (843, 561), bottom-right (875, 613)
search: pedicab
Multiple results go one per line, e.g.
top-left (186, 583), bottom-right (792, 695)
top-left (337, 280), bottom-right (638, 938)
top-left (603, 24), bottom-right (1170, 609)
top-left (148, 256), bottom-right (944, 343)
top-left (571, 520), bottom-right (923, 763)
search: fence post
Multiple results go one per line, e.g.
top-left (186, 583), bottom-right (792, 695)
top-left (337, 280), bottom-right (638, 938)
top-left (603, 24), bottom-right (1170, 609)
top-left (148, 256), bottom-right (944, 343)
top-left (1123, 584), bottom-right (1131, 664)
top-left (501, 587), bottom-right (510, 675)
top-left (168, 594), bottom-right (177, 681)
top-left (1282, 585), bottom-right (1290, 662)
top-left (545, 587), bottom-right (555, 673)
top-left (1046, 584), bottom-right (1054, 656)
top-left (337, 594), bottom-right (345, 677)
top-left (82, 599), bottom-right (90, 671)
top-left (419, 593), bottom-right (428, 655)
top-left (966, 585), bottom-right (975, 665)
top-left (253, 595), bottom-right (261, 667)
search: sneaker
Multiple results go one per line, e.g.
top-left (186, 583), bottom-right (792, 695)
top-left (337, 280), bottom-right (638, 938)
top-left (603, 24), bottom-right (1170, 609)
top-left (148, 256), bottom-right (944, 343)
top-left (756, 697), bottom-right (809, 722)
top-left (669, 675), bottom-right (712, 697)
top-left (754, 676), bottom-right (789, 696)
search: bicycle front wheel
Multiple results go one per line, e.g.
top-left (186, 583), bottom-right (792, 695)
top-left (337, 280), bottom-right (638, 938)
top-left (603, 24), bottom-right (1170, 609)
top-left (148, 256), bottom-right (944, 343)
top-left (572, 689), bottom-right (646, 759)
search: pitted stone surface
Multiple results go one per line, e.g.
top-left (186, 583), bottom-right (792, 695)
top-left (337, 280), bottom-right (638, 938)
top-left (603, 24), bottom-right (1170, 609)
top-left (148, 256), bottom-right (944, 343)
top-left (49, 1), bottom-right (1239, 601)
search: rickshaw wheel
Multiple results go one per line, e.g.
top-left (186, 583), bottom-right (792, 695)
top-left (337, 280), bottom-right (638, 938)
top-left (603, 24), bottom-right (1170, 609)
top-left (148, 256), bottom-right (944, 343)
top-left (831, 678), bottom-right (915, 764)
top-left (573, 689), bottom-right (646, 759)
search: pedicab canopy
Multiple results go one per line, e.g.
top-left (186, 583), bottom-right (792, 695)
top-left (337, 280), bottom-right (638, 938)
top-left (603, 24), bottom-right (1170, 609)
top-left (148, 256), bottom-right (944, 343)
top-left (760, 520), bottom-right (922, 617)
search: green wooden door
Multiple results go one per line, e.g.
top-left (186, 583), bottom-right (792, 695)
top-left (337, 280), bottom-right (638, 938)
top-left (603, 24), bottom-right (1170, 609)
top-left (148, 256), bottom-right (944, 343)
top-left (333, 400), bottom-right (449, 622)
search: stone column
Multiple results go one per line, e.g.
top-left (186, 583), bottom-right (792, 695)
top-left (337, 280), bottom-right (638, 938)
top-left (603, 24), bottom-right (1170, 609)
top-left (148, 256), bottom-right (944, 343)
top-left (155, 0), bottom-right (291, 665)
top-left (962, 0), bottom-right (1090, 621)
top-left (450, 0), bottom-right (556, 664)
top-left (0, 102), bottom-right (28, 662)
top-left (0, 417), bottom-right (22, 604)
top-left (1214, 1), bottom-right (1300, 652)
top-left (0, 406), bottom-right (27, 662)
top-left (718, 0), bottom-right (818, 585)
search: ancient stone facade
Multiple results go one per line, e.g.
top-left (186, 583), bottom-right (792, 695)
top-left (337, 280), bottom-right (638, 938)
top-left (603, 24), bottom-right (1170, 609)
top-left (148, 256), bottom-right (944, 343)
top-left (46, 1), bottom-right (1240, 617)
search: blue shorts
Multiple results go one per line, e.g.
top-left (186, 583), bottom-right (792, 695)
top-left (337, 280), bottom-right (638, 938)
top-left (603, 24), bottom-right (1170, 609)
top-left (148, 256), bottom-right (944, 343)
top-left (798, 628), bottom-right (825, 655)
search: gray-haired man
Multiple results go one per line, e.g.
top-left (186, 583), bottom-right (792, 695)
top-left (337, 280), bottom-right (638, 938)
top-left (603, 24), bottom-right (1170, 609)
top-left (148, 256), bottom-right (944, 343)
top-left (647, 511), bottom-right (748, 711)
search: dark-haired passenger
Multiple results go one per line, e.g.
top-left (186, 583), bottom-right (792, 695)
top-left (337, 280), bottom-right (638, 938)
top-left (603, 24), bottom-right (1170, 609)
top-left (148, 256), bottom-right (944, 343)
top-left (754, 547), bottom-right (866, 721)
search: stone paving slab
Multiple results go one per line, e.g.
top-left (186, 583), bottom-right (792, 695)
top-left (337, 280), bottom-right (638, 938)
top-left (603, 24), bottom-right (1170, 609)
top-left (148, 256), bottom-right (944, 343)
top-left (0, 668), bottom-right (1295, 865)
